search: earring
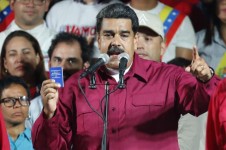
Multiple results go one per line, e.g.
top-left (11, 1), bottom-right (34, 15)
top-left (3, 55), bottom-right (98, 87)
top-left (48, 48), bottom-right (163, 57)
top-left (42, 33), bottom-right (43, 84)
top-left (5, 69), bottom-right (7, 73)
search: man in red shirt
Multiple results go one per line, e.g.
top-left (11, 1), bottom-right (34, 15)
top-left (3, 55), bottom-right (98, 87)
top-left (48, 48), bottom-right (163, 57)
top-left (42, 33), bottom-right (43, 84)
top-left (32, 3), bottom-right (220, 150)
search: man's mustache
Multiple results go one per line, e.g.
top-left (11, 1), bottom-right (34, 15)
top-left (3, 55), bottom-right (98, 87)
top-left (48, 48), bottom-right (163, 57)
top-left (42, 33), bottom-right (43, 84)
top-left (107, 46), bottom-right (124, 55)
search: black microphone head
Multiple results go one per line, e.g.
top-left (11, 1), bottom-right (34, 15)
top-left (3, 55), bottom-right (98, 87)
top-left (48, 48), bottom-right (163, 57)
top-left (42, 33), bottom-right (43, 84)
top-left (80, 53), bottom-right (109, 78)
top-left (99, 53), bottom-right (110, 65)
top-left (118, 52), bottom-right (130, 61)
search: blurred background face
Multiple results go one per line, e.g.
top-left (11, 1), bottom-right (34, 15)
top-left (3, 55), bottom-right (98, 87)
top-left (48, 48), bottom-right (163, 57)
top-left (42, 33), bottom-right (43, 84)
top-left (97, 18), bottom-right (137, 70)
top-left (136, 27), bottom-right (164, 62)
top-left (50, 42), bottom-right (84, 80)
top-left (4, 36), bottom-right (40, 78)
top-left (218, 0), bottom-right (226, 23)
top-left (10, 0), bottom-right (50, 28)
top-left (1, 84), bottom-right (29, 126)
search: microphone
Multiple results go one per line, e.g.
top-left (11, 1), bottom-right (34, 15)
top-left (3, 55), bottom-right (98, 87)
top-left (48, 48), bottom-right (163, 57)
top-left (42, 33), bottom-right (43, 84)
top-left (118, 53), bottom-right (129, 89)
top-left (80, 53), bottom-right (110, 78)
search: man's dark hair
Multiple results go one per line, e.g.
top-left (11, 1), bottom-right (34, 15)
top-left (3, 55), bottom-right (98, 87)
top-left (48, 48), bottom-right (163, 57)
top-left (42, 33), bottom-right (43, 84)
top-left (0, 76), bottom-right (30, 99)
top-left (48, 32), bottom-right (90, 63)
top-left (96, 3), bottom-right (139, 34)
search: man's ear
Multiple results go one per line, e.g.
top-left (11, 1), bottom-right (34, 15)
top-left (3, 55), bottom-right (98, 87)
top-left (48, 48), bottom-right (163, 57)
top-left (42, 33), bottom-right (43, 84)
top-left (9, 0), bottom-right (16, 10)
top-left (96, 33), bottom-right (101, 50)
top-left (160, 41), bottom-right (166, 56)
top-left (83, 61), bottom-right (90, 70)
top-left (134, 33), bottom-right (138, 51)
top-left (48, 59), bottom-right (51, 69)
top-left (45, 0), bottom-right (51, 12)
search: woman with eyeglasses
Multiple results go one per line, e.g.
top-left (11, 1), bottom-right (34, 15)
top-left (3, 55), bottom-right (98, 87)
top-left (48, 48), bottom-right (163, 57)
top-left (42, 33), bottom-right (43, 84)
top-left (0, 76), bottom-right (33, 150)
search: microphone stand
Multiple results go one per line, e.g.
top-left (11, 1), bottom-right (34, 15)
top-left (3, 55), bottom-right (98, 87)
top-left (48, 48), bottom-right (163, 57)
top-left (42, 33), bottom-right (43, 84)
top-left (101, 81), bottom-right (109, 150)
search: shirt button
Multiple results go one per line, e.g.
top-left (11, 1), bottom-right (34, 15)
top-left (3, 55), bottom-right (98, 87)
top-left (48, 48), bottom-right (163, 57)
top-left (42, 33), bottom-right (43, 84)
top-left (112, 128), bottom-right (117, 133)
top-left (112, 107), bottom-right (116, 111)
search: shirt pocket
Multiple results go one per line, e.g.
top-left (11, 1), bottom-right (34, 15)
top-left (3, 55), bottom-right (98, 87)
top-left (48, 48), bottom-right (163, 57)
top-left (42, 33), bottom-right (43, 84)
top-left (132, 93), bottom-right (165, 106)
top-left (76, 101), bottom-right (103, 135)
top-left (129, 92), bottom-right (166, 121)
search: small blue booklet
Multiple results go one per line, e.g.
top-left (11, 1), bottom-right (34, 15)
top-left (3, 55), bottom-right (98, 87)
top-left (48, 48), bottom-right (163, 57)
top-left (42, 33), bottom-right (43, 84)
top-left (49, 67), bottom-right (64, 87)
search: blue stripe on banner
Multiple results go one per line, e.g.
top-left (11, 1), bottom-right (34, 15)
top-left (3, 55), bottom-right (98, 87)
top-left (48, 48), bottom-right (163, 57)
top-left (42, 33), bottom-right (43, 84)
top-left (0, 6), bottom-right (12, 23)
top-left (163, 9), bottom-right (179, 35)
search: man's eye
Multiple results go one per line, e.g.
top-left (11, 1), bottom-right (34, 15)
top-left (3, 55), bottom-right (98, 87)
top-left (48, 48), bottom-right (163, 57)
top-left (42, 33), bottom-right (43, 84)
top-left (4, 99), bottom-right (13, 103)
top-left (104, 33), bottom-right (113, 38)
top-left (145, 37), bottom-right (152, 41)
top-left (23, 50), bottom-right (30, 54)
top-left (54, 58), bottom-right (61, 63)
top-left (68, 59), bottom-right (76, 64)
top-left (121, 34), bottom-right (129, 38)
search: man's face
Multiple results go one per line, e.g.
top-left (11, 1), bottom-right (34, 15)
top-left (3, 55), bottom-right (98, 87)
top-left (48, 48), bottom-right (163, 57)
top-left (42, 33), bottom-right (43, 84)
top-left (4, 36), bottom-right (40, 78)
top-left (97, 18), bottom-right (137, 70)
top-left (49, 42), bottom-right (84, 81)
top-left (1, 84), bottom-right (29, 126)
top-left (136, 27), bottom-right (164, 62)
top-left (10, 0), bottom-right (49, 27)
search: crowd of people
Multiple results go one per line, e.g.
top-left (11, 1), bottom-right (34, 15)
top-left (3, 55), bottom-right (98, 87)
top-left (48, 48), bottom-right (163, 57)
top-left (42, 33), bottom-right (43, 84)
top-left (0, 0), bottom-right (225, 150)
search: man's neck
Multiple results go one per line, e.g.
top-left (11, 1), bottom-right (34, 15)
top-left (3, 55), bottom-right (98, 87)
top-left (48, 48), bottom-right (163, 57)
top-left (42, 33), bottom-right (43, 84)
top-left (129, 0), bottom-right (158, 11)
top-left (7, 123), bottom-right (25, 141)
top-left (14, 20), bottom-right (43, 30)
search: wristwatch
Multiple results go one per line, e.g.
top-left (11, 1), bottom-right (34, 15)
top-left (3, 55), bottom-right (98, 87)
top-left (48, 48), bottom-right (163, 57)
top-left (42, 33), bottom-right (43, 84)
top-left (209, 67), bottom-right (215, 77)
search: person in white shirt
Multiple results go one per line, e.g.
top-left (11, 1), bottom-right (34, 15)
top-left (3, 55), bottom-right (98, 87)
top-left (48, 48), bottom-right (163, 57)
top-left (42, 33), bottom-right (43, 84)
top-left (127, 0), bottom-right (196, 63)
top-left (46, 0), bottom-right (120, 58)
top-left (0, 0), bottom-right (56, 70)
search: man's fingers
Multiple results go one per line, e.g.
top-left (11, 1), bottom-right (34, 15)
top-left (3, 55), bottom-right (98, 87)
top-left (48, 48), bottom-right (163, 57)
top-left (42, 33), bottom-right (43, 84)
top-left (42, 87), bottom-right (57, 96)
top-left (192, 46), bottom-right (200, 61)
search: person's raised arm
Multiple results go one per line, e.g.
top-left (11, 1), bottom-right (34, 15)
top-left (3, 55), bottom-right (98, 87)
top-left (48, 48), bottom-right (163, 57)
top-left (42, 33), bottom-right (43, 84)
top-left (185, 46), bottom-right (213, 82)
top-left (41, 79), bottom-right (61, 119)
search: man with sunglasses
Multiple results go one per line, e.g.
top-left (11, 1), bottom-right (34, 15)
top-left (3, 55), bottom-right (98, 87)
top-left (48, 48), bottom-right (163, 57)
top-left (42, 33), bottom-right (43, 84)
top-left (0, 0), bottom-right (56, 70)
top-left (0, 76), bottom-right (33, 150)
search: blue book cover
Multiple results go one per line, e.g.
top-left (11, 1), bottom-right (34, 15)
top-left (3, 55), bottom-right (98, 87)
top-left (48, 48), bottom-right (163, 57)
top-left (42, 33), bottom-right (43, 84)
top-left (49, 67), bottom-right (64, 87)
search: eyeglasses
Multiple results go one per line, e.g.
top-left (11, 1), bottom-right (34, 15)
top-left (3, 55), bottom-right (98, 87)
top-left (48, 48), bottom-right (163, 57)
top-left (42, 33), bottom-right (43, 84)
top-left (0, 96), bottom-right (30, 107)
top-left (16, 0), bottom-right (46, 6)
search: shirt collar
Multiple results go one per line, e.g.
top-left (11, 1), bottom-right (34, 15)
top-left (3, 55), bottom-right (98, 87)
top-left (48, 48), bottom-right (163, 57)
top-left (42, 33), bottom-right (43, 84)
top-left (23, 128), bottom-right (32, 141)
top-left (98, 53), bottom-right (149, 83)
top-left (127, 53), bottom-right (149, 82)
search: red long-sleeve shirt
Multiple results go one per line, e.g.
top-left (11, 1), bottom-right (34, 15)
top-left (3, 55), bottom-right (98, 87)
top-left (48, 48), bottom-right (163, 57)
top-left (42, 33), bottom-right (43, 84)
top-left (32, 54), bottom-right (220, 150)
